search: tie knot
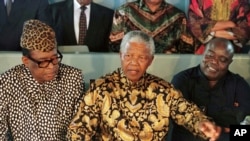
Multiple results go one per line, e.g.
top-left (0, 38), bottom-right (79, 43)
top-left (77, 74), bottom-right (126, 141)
top-left (81, 6), bottom-right (86, 11)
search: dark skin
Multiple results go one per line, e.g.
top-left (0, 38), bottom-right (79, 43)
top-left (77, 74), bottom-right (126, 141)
top-left (119, 41), bottom-right (154, 83)
top-left (77, 0), bottom-right (91, 6)
top-left (22, 49), bottom-right (59, 84)
top-left (144, 0), bottom-right (163, 12)
top-left (200, 38), bottom-right (234, 88)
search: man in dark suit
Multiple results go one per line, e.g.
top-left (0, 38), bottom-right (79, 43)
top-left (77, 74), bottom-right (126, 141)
top-left (0, 0), bottom-right (52, 51)
top-left (50, 0), bottom-right (114, 52)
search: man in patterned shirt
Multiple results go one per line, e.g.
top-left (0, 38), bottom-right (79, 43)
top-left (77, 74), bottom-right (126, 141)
top-left (0, 19), bottom-right (84, 140)
top-left (68, 30), bottom-right (221, 141)
top-left (109, 0), bottom-right (196, 53)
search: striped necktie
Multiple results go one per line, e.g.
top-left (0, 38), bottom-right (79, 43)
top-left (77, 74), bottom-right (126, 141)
top-left (78, 6), bottom-right (87, 45)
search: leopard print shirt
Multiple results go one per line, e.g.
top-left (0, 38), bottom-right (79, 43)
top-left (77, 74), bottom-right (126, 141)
top-left (68, 68), bottom-right (209, 141)
top-left (0, 63), bottom-right (84, 141)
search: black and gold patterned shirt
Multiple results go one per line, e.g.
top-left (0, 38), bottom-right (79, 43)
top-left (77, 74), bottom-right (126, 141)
top-left (68, 68), bottom-right (210, 141)
top-left (0, 64), bottom-right (84, 141)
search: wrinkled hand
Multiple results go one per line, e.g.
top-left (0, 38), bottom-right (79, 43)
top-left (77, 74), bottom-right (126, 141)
top-left (199, 121), bottom-right (222, 141)
top-left (215, 30), bottom-right (237, 40)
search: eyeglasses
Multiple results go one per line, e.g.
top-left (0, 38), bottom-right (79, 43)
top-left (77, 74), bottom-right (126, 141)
top-left (27, 51), bottom-right (63, 68)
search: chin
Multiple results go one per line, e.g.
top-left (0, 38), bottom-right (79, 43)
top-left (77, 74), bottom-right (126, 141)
top-left (206, 75), bottom-right (218, 81)
top-left (45, 75), bottom-right (56, 81)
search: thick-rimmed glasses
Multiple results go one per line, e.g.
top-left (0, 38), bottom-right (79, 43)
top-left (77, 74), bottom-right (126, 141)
top-left (27, 51), bottom-right (63, 68)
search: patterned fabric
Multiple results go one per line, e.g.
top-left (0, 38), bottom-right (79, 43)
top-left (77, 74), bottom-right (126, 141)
top-left (68, 68), bottom-right (211, 141)
top-left (188, 0), bottom-right (250, 53)
top-left (109, 0), bottom-right (196, 53)
top-left (0, 63), bottom-right (84, 141)
top-left (20, 19), bottom-right (57, 52)
top-left (171, 65), bottom-right (250, 141)
top-left (78, 6), bottom-right (87, 45)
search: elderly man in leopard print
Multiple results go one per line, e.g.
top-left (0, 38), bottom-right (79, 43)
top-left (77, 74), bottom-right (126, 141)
top-left (67, 30), bottom-right (221, 141)
top-left (0, 19), bottom-right (84, 141)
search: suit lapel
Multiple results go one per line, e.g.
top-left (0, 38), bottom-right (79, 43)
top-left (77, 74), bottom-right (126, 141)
top-left (0, 0), bottom-right (7, 28)
top-left (86, 2), bottom-right (98, 41)
top-left (8, 0), bottom-right (28, 23)
top-left (65, 0), bottom-right (77, 44)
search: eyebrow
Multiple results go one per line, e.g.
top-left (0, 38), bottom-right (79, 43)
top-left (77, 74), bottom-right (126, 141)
top-left (208, 49), bottom-right (231, 59)
top-left (207, 49), bottom-right (215, 53)
top-left (34, 54), bottom-right (58, 60)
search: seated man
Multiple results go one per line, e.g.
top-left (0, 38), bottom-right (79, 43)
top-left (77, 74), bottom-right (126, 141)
top-left (67, 30), bottom-right (221, 141)
top-left (170, 38), bottom-right (250, 141)
top-left (0, 19), bottom-right (84, 140)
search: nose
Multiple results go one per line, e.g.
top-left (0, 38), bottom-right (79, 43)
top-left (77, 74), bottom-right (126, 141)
top-left (130, 57), bottom-right (140, 65)
top-left (210, 57), bottom-right (219, 64)
top-left (47, 61), bottom-right (56, 69)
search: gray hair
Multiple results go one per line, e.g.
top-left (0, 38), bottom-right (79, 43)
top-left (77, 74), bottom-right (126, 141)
top-left (120, 30), bottom-right (155, 55)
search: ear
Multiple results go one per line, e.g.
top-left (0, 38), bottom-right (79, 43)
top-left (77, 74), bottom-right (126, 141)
top-left (22, 56), bottom-right (29, 67)
top-left (148, 55), bottom-right (154, 66)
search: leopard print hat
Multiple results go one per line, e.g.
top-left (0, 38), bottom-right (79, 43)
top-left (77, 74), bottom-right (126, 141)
top-left (20, 19), bottom-right (57, 52)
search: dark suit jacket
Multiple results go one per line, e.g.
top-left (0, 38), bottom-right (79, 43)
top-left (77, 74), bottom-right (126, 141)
top-left (0, 0), bottom-right (52, 51)
top-left (50, 1), bottom-right (114, 52)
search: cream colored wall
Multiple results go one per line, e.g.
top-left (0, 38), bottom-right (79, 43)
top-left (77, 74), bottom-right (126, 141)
top-left (1, 52), bottom-right (249, 89)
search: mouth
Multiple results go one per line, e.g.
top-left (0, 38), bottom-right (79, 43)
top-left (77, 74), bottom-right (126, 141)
top-left (207, 65), bottom-right (217, 73)
top-left (129, 70), bottom-right (138, 74)
top-left (127, 69), bottom-right (139, 75)
top-left (46, 71), bottom-right (57, 77)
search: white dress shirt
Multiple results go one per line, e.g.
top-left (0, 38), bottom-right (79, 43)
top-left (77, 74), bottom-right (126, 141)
top-left (73, 0), bottom-right (90, 43)
top-left (4, 0), bottom-right (14, 5)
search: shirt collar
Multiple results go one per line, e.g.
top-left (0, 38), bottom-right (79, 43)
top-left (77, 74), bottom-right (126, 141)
top-left (73, 0), bottom-right (91, 11)
top-left (5, 0), bottom-right (14, 5)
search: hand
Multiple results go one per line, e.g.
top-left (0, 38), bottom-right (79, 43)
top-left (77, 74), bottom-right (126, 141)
top-left (199, 121), bottom-right (222, 141)
top-left (213, 21), bottom-right (236, 31)
top-left (214, 30), bottom-right (237, 40)
top-left (223, 127), bottom-right (230, 133)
